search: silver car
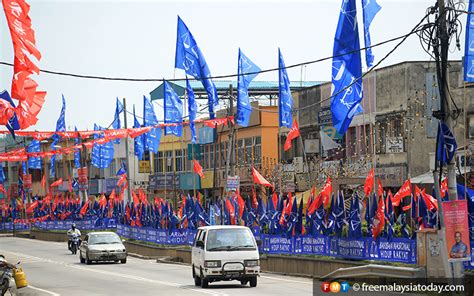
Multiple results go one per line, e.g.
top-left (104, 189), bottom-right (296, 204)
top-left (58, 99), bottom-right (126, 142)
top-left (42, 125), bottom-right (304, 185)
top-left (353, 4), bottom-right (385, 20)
top-left (79, 232), bottom-right (127, 264)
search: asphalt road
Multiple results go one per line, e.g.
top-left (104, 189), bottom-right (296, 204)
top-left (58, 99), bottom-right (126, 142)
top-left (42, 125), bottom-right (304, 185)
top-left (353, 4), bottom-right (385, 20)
top-left (0, 237), bottom-right (313, 296)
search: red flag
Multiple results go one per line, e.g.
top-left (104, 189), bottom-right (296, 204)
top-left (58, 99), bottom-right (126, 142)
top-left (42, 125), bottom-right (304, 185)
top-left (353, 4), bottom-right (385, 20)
top-left (402, 201), bottom-right (412, 212)
top-left (252, 167), bottom-right (272, 187)
top-left (203, 117), bottom-right (230, 128)
top-left (308, 193), bottom-right (322, 216)
top-left (377, 178), bottom-right (384, 197)
top-left (109, 189), bottom-right (116, 202)
top-left (392, 179), bottom-right (412, 206)
top-left (125, 204), bottom-right (131, 223)
top-left (225, 198), bottom-right (236, 225)
top-left (440, 178), bottom-right (448, 198)
top-left (26, 200), bottom-right (38, 215)
top-left (421, 190), bottom-right (438, 211)
top-left (251, 187), bottom-right (258, 209)
top-left (41, 174), bottom-right (46, 188)
top-left (0, 184), bottom-right (6, 195)
top-left (68, 176), bottom-right (72, 193)
top-left (364, 168), bottom-right (375, 196)
top-left (197, 191), bottom-right (202, 205)
top-left (272, 191), bottom-right (278, 210)
top-left (414, 185), bottom-right (422, 203)
top-left (3, 0), bottom-right (46, 129)
top-left (132, 190), bottom-right (140, 205)
top-left (117, 173), bottom-right (127, 187)
top-left (284, 119), bottom-right (300, 151)
top-left (128, 126), bottom-right (153, 138)
top-left (99, 194), bottom-right (107, 209)
top-left (320, 177), bottom-right (332, 207)
top-left (193, 159), bottom-right (204, 178)
top-left (79, 201), bottom-right (89, 216)
top-left (50, 178), bottom-right (63, 187)
top-left (372, 195), bottom-right (385, 240)
top-left (236, 190), bottom-right (245, 219)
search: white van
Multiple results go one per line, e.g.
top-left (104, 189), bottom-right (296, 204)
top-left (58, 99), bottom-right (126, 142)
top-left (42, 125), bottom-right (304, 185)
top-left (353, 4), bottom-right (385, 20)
top-left (191, 225), bottom-right (261, 288)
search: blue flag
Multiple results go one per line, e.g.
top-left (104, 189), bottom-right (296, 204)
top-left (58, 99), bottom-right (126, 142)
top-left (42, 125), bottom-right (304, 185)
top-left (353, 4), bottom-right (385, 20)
top-left (0, 90), bottom-right (20, 138)
top-left (175, 16), bottom-right (218, 118)
top-left (436, 122), bottom-right (457, 166)
top-left (74, 126), bottom-right (81, 168)
top-left (464, 0), bottom-right (474, 82)
top-left (278, 49), bottom-right (293, 128)
top-left (50, 96), bottom-right (66, 178)
top-left (22, 162), bottom-right (27, 175)
top-left (330, 0), bottom-right (364, 135)
top-left (133, 105), bottom-right (145, 160)
top-left (348, 193), bottom-right (362, 238)
top-left (164, 81), bottom-right (183, 137)
top-left (116, 161), bottom-right (127, 176)
top-left (362, 0), bottom-right (381, 68)
top-left (55, 95), bottom-right (66, 134)
top-left (27, 139), bottom-right (42, 169)
top-left (236, 49), bottom-right (261, 127)
top-left (143, 96), bottom-right (162, 153)
top-left (91, 124), bottom-right (115, 168)
top-left (187, 78), bottom-right (198, 144)
top-left (0, 164), bottom-right (5, 183)
top-left (112, 98), bottom-right (124, 144)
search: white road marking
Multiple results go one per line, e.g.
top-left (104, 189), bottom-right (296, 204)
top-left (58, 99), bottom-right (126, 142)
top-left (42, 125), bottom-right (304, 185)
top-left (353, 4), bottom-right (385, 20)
top-left (27, 285), bottom-right (61, 296)
top-left (260, 275), bottom-right (313, 285)
top-left (0, 249), bottom-right (227, 296)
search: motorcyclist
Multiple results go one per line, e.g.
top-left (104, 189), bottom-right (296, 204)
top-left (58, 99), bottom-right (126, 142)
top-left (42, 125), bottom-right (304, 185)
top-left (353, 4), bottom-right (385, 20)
top-left (67, 223), bottom-right (81, 251)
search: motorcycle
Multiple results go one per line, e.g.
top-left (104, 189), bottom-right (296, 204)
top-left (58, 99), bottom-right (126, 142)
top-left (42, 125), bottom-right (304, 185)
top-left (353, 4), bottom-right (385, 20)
top-left (69, 233), bottom-right (80, 255)
top-left (0, 259), bottom-right (20, 296)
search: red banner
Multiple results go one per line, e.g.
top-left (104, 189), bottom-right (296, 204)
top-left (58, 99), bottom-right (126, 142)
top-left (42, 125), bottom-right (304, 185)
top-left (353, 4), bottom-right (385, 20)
top-left (443, 200), bottom-right (471, 262)
top-left (23, 174), bottom-right (32, 189)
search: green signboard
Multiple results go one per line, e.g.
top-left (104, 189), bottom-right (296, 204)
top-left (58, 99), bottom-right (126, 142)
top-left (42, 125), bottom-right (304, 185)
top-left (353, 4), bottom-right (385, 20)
top-left (187, 144), bottom-right (201, 160)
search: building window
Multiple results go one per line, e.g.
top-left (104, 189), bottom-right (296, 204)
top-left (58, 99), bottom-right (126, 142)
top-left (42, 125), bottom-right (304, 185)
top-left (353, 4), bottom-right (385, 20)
top-left (254, 136), bottom-right (261, 165)
top-left (175, 149), bottom-right (184, 172)
top-left (393, 119), bottom-right (403, 138)
top-left (237, 139), bottom-right (244, 166)
top-left (348, 127), bottom-right (356, 157)
top-left (155, 152), bottom-right (164, 173)
top-left (219, 142), bottom-right (226, 168)
top-left (209, 145), bottom-right (214, 169)
top-left (201, 145), bottom-right (208, 169)
top-left (245, 138), bottom-right (252, 166)
top-left (165, 151), bottom-right (173, 172)
top-left (377, 122), bottom-right (387, 153)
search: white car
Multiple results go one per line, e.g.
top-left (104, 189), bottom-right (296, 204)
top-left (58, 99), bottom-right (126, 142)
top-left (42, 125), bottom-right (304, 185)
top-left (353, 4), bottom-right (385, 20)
top-left (191, 225), bottom-right (261, 288)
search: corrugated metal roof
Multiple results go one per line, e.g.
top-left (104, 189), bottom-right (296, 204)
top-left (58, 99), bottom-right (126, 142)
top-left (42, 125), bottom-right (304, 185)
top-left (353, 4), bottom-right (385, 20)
top-left (150, 80), bottom-right (322, 100)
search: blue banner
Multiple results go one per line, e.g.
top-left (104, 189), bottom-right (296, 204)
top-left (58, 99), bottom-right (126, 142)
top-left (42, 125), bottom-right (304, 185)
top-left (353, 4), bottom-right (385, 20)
top-left (464, 0), bottom-right (474, 82)
top-left (27, 139), bottom-right (42, 169)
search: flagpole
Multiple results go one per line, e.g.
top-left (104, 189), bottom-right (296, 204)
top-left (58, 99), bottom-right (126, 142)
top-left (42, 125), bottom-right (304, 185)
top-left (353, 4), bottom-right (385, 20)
top-left (122, 98), bottom-right (132, 204)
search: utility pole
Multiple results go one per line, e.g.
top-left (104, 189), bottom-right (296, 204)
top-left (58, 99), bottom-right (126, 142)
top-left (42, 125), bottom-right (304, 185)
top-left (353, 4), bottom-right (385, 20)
top-left (224, 84), bottom-right (236, 189)
top-left (223, 84), bottom-right (235, 224)
top-left (122, 98), bottom-right (132, 204)
top-left (435, 0), bottom-right (461, 280)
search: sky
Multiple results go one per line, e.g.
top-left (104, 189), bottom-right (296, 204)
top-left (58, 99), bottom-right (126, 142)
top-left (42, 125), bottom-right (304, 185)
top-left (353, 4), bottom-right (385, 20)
top-left (0, 0), bottom-right (467, 132)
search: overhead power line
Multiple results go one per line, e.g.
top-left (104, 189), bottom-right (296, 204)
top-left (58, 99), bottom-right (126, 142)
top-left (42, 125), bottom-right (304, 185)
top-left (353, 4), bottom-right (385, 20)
top-left (0, 20), bottom-right (430, 83)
